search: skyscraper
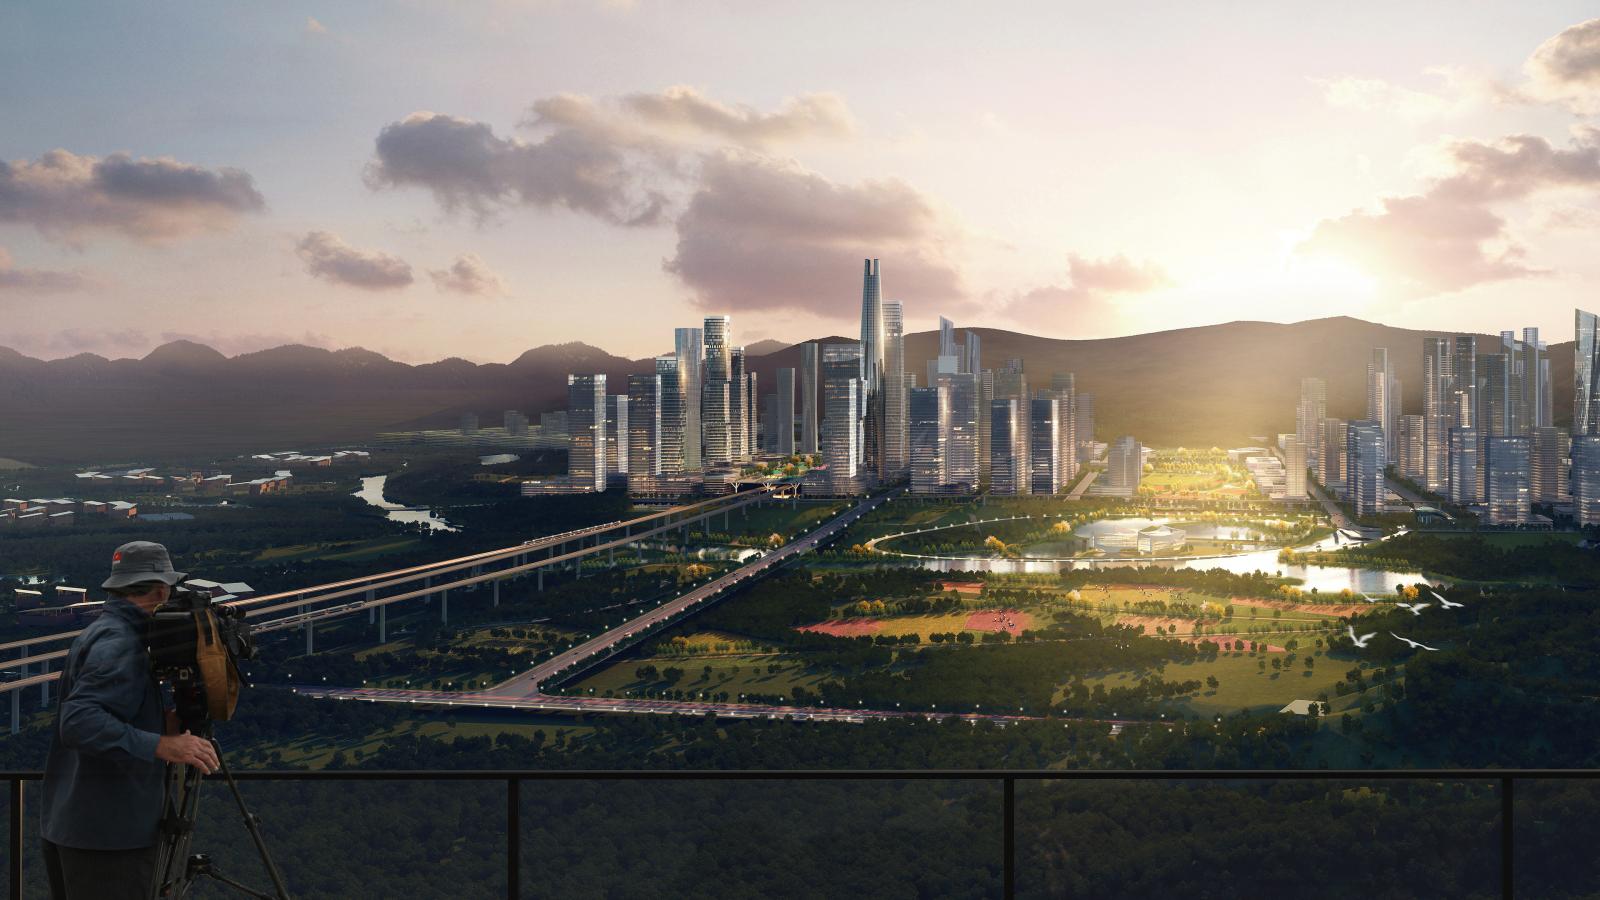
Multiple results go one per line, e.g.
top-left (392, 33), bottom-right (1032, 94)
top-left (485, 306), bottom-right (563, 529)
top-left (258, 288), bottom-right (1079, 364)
top-left (883, 301), bottom-right (908, 475)
top-left (1299, 377), bottom-right (1327, 469)
top-left (800, 342), bottom-right (820, 455)
top-left (1345, 420), bottom-right (1384, 518)
top-left (1422, 337), bottom-right (1453, 493)
top-left (1366, 351), bottom-right (1396, 463)
top-left (909, 385), bottom-right (949, 495)
top-left (941, 371), bottom-right (979, 493)
top-left (1447, 426), bottom-right (1479, 505)
top-left (858, 259), bottom-right (886, 477)
top-left (674, 327), bottom-right (703, 469)
top-left (729, 346), bottom-right (748, 460)
top-left (605, 394), bottom-right (629, 479)
top-left (654, 356), bottom-right (684, 475)
top-left (977, 368), bottom-right (994, 486)
top-left (1029, 395), bottom-right (1064, 495)
top-left (1051, 373), bottom-right (1079, 479)
top-left (567, 374), bottom-right (606, 491)
top-left (989, 399), bottom-right (1030, 495)
top-left (626, 374), bottom-right (657, 477)
top-left (963, 330), bottom-right (982, 378)
top-left (1577, 308), bottom-right (1600, 436)
top-left (1479, 352), bottom-right (1509, 435)
top-left (1102, 436), bottom-right (1142, 497)
top-left (1397, 414), bottom-right (1425, 481)
top-left (822, 343), bottom-right (863, 493)
top-left (1320, 418), bottom-right (1348, 487)
top-left (1572, 435), bottom-right (1600, 527)
top-left (1485, 436), bottom-right (1531, 525)
top-left (1531, 426), bottom-right (1569, 503)
top-left (775, 368), bottom-right (796, 456)
top-left (1452, 336), bottom-right (1477, 429)
top-left (745, 369), bottom-right (759, 456)
top-left (702, 316), bottom-right (732, 464)
top-left (1075, 393), bottom-right (1096, 453)
top-left (1284, 439), bottom-right (1308, 500)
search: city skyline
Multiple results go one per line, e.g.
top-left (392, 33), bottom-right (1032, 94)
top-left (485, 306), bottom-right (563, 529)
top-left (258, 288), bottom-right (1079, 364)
top-left (4, 5), bottom-right (1600, 362)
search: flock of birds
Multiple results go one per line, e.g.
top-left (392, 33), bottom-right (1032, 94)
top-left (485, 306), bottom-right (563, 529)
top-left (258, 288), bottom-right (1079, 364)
top-left (1344, 588), bottom-right (1462, 652)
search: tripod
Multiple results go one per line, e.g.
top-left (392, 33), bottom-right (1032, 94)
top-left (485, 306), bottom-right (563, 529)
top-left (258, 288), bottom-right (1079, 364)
top-left (150, 726), bottom-right (292, 900)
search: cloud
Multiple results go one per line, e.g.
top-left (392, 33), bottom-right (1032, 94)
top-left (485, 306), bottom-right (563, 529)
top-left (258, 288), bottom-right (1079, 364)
top-left (366, 111), bottom-right (669, 225)
top-left (1003, 254), bottom-right (1172, 334)
top-left (368, 88), bottom-right (857, 226)
top-left (663, 153), bottom-right (966, 318)
top-left (429, 252), bottom-right (507, 296)
top-left (0, 149), bottom-right (265, 244)
top-left (295, 231), bottom-right (414, 290)
top-left (1316, 66), bottom-right (1498, 120)
top-left (0, 247), bottom-right (91, 293)
top-left (1428, 130), bottom-right (1600, 203)
top-left (1524, 17), bottom-right (1600, 113)
top-left (617, 86), bottom-right (855, 146)
top-left (0, 328), bottom-right (150, 358)
top-left (1298, 194), bottom-right (1537, 296)
top-left (305, 17), bottom-right (328, 35)
top-left (1296, 128), bottom-right (1600, 296)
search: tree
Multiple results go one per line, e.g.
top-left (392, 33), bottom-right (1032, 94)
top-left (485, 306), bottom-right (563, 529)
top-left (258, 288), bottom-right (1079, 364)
top-left (1206, 675), bottom-right (1219, 690)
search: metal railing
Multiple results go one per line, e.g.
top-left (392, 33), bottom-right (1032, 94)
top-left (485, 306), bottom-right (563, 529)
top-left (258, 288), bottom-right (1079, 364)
top-left (4, 767), bottom-right (1578, 899)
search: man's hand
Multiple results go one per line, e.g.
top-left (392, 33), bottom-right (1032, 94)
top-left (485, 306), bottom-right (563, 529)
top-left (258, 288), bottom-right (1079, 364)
top-left (155, 731), bottom-right (219, 774)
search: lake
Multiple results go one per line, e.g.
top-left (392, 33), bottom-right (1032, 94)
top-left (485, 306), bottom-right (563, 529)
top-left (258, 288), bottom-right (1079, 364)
top-left (353, 475), bottom-right (459, 533)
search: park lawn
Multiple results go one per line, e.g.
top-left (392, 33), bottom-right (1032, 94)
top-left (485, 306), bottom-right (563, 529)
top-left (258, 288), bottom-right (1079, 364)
top-left (1139, 472), bottom-right (1225, 493)
top-left (714, 501), bottom-right (847, 543)
top-left (570, 651), bottom-right (825, 700)
top-left (254, 536), bottom-right (420, 563)
top-left (1098, 649), bottom-right (1351, 716)
top-left (261, 715), bottom-right (597, 767)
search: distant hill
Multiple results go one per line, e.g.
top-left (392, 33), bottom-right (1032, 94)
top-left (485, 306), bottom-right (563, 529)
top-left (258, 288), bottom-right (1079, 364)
top-left (0, 318), bottom-right (1575, 464)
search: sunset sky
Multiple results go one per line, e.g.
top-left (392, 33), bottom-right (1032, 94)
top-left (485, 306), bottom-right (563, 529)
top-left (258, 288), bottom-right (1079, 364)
top-left (3, 2), bottom-right (1599, 362)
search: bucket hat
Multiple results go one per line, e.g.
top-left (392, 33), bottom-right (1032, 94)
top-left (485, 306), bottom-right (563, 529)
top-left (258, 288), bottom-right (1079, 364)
top-left (101, 541), bottom-right (187, 590)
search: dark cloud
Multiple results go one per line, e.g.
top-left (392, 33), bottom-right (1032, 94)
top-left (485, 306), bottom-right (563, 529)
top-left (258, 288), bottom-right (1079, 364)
top-left (1004, 254), bottom-right (1172, 334)
top-left (295, 231), bottom-right (414, 290)
top-left (663, 153), bottom-right (966, 318)
top-left (1526, 17), bottom-right (1600, 111)
top-left (0, 149), bottom-right (264, 243)
top-left (0, 247), bottom-right (91, 293)
top-left (429, 252), bottom-right (507, 296)
top-left (366, 112), bottom-right (667, 225)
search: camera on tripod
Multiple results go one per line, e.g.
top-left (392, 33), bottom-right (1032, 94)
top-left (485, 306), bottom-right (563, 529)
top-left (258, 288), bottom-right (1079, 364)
top-left (146, 584), bottom-right (257, 728)
top-left (144, 582), bottom-right (291, 900)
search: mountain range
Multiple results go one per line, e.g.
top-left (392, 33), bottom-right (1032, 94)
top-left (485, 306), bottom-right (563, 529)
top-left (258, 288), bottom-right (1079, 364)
top-left (0, 316), bottom-right (1575, 465)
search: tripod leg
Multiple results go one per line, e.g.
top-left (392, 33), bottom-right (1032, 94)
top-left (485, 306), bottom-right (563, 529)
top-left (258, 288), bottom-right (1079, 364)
top-left (216, 749), bottom-right (294, 900)
top-left (152, 763), bottom-right (206, 900)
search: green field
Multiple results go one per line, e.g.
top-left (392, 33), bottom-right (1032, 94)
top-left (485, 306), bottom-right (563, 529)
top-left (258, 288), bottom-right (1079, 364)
top-left (569, 652), bottom-right (826, 701)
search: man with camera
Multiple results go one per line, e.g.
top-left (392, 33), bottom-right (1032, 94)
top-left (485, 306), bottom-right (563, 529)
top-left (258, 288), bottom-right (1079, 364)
top-left (40, 541), bottom-right (221, 900)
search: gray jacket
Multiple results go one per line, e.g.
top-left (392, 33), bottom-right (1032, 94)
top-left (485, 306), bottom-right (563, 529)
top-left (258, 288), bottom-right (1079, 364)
top-left (41, 596), bottom-right (167, 850)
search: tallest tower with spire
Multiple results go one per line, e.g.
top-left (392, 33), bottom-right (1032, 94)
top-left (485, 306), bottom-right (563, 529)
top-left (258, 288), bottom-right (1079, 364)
top-left (859, 259), bottom-right (885, 477)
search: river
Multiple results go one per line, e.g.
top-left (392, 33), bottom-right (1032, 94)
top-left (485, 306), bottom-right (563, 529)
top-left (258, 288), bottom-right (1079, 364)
top-left (353, 475), bottom-right (459, 533)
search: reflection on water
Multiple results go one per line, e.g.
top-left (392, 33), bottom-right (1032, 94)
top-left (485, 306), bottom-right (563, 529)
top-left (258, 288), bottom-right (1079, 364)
top-left (888, 516), bottom-right (1418, 592)
top-left (353, 475), bottom-right (459, 533)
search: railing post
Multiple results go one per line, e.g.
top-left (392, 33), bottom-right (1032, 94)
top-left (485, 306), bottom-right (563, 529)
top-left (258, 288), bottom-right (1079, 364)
top-left (1003, 776), bottom-right (1015, 899)
top-left (10, 776), bottom-right (22, 900)
top-left (1502, 776), bottom-right (1513, 900)
top-left (507, 777), bottom-right (520, 900)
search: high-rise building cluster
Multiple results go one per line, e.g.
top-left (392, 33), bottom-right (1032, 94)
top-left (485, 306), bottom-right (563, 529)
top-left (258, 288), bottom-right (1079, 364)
top-left (537, 258), bottom-right (1099, 499)
top-left (1298, 309), bottom-right (1600, 526)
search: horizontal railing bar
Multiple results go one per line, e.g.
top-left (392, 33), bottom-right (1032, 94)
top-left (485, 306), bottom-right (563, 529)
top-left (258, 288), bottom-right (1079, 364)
top-left (0, 768), bottom-right (1592, 781)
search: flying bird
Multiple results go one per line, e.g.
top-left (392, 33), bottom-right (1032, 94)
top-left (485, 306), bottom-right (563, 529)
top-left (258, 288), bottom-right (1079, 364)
top-left (1390, 632), bottom-right (1439, 651)
top-left (1429, 590), bottom-right (1464, 609)
top-left (1346, 626), bottom-right (1376, 648)
top-left (1358, 592), bottom-right (1378, 604)
top-left (1397, 602), bottom-right (1430, 616)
